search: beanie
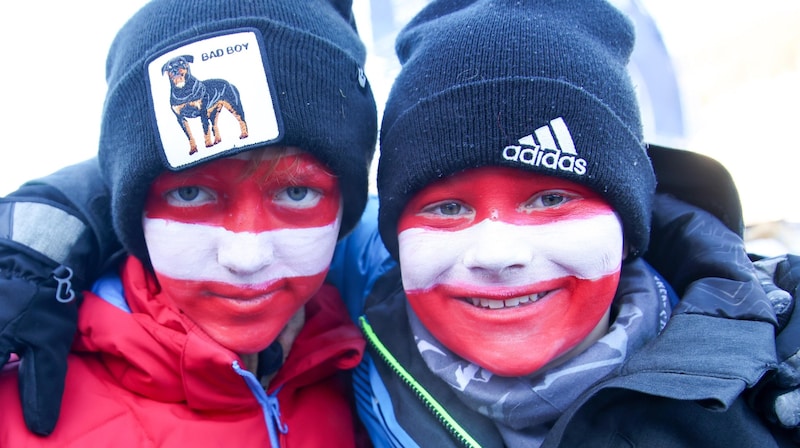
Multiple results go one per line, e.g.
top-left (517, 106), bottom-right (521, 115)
top-left (99, 0), bottom-right (377, 264)
top-left (377, 0), bottom-right (656, 259)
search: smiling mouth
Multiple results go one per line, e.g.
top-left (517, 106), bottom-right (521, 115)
top-left (464, 291), bottom-right (552, 309)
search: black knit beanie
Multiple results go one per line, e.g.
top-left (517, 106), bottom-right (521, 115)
top-left (378, 0), bottom-right (656, 260)
top-left (99, 0), bottom-right (377, 264)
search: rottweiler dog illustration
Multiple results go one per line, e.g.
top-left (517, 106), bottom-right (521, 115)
top-left (162, 55), bottom-right (249, 155)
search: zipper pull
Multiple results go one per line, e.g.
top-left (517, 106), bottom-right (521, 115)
top-left (53, 265), bottom-right (76, 303)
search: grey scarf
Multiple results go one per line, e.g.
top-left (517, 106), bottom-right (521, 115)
top-left (408, 259), bottom-right (671, 447)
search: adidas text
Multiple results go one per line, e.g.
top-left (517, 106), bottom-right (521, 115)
top-left (502, 145), bottom-right (587, 175)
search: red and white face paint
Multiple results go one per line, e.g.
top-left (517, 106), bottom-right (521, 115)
top-left (398, 167), bottom-right (623, 377)
top-left (143, 147), bottom-right (342, 355)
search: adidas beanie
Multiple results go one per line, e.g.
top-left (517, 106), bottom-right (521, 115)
top-left (99, 0), bottom-right (377, 265)
top-left (378, 0), bottom-right (656, 259)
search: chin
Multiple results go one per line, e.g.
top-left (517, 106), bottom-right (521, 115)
top-left (210, 329), bottom-right (278, 356)
top-left (231, 342), bottom-right (274, 356)
top-left (465, 345), bottom-right (570, 377)
top-left (479, 359), bottom-right (550, 377)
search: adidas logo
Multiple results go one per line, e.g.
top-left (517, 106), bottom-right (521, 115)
top-left (501, 117), bottom-right (587, 175)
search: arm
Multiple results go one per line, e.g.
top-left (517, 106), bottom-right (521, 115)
top-left (645, 193), bottom-right (800, 441)
top-left (0, 157), bottom-right (121, 435)
top-left (644, 193), bottom-right (776, 325)
top-left (645, 145), bottom-right (800, 439)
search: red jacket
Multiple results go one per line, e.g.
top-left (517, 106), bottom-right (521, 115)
top-left (0, 256), bottom-right (365, 447)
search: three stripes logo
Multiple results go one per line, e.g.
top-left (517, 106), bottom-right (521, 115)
top-left (502, 117), bottom-right (587, 175)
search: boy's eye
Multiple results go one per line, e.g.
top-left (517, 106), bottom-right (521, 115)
top-left (275, 186), bottom-right (322, 209)
top-left (421, 201), bottom-right (471, 217)
top-left (164, 186), bottom-right (216, 207)
top-left (540, 193), bottom-right (567, 207)
top-left (526, 191), bottom-right (574, 209)
top-left (177, 186), bottom-right (200, 201)
top-left (438, 202), bottom-right (463, 215)
top-left (286, 186), bottom-right (309, 201)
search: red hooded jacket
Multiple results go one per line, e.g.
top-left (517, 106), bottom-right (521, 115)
top-left (0, 256), bottom-right (365, 447)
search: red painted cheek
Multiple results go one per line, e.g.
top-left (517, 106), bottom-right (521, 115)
top-left (407, 272), bottom-right (620, 376)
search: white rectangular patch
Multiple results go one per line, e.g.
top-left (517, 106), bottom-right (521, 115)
top-left (146, 29), bottom-right (282, 169)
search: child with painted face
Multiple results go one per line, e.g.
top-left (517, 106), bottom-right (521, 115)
top-left (142, 148), bottom-right (344, 361)
top-left (396, 167), bottom-right (624, 378)
top-left (0, 0), bottom-right (376, 446)
top-left (358, 0), bottom-right (787, 446)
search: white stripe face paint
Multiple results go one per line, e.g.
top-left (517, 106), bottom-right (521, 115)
top-left (142, 147), bottom-right (342, 355)
top-left (399, 214), bottom-right (622, 291)
top-left (144, 219), bottom-right (339, 286)
top-left (397, 167), bottom-right (624, 376)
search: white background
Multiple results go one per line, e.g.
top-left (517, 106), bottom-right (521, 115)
top-left (2, 0), bottom-right (798, 251)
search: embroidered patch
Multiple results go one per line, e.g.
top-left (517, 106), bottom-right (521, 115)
top-left (145, 29), bottom-right (282, 169)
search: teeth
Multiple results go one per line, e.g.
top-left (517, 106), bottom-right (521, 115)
top-left (466, 292), bottom-right (546, 309)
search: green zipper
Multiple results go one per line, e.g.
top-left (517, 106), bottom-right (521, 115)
top-left (359, 316), bottom-right (482, 448)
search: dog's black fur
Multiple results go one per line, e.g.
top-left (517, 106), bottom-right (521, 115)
top-left (161, 55), bottom-right (249, 155)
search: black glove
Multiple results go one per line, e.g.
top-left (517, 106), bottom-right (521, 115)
top-left (0, 243), bottom-right (79, 436)
top-left (0, 159), bottom-right (115, 435)
top-left (751, 254), bottom-right (800, 442)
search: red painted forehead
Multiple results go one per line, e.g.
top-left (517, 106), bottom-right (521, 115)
top-left (397, 166), bottom-right (616, 233)
top-left (145, 149), bottom-right (341, 231)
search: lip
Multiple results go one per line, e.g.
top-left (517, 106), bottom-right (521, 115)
top-left (463, 289), bottom-right (555, 309)
top-left (203, 279), bottom-right (286, 303)
top-left (437, 277), bottom-right (564, 300)
top-left (423, 277), bottom-right (572, 316)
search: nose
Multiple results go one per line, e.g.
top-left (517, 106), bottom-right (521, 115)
top-left (461, 221), bottom-right (532, 274)
top-left (217, 231), bottom-right (275, 275)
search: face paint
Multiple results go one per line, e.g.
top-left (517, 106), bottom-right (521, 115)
top-left (398, 166), bottom-right (623, 377)
top-left (143, 147), bottom-right (342, 355)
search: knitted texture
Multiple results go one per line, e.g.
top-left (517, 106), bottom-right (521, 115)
top-left (377, 0), bottom-right (655, 259)
top-left (99, 0), bottom-right (377, 264)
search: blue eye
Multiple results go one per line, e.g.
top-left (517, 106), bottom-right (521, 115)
top-left (526, 191), bottom-right (575, 209)
top-left (540, 193), bottom-right (567, 207)
top-left (164, 186), bottom-right (216, 207)
top-left (286, 187), bottom-right (309, 201)
top-left (177, 186), bottom-right (200, 201)
top-left (438, 202), bottom-right (463, 215)
top-left (420, 200), bottom-right (472, 217)
top-left (275, 186), bottom-right (322, 209)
